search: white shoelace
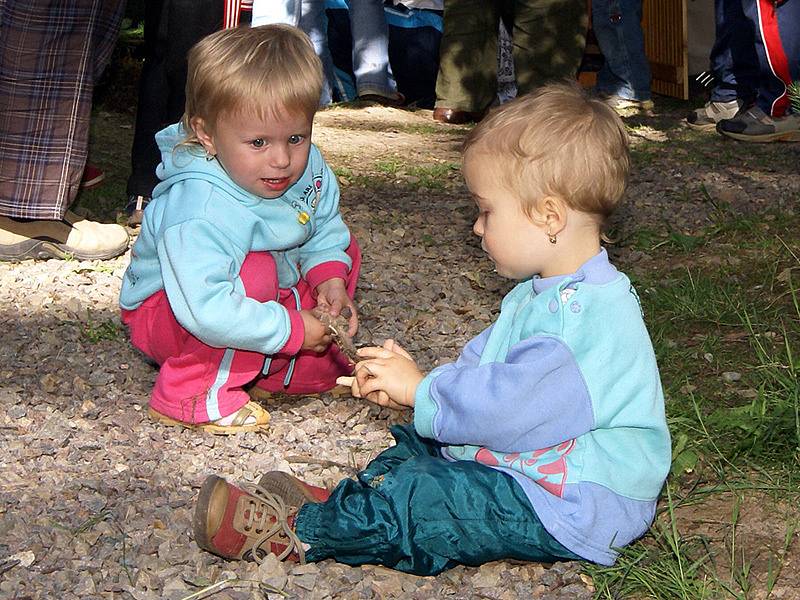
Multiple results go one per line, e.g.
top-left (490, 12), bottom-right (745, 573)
top-left (241, 484), bottom-right (306, 564)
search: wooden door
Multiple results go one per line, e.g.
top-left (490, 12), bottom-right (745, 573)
top-left (642, 0), bottom-right (688, 99)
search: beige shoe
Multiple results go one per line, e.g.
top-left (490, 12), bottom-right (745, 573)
top-left (0, 210), bottom-right (129, 261)
top-left (602, 94), bottom-right (655, 117)
top-left (148, 400), bottom-right (270, 435)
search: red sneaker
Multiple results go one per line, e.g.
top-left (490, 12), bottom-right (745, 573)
top-left (193, 475), bottom-right (305, 562)
top-left (81, 164), bottom-right (106, 189)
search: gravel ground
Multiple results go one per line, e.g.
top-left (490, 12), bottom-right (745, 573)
top-left (1, 104), bottom-right (797, 599)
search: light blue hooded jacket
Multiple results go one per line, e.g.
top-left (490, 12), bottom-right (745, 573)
top-left (119, 123), bottom-right (352, 356)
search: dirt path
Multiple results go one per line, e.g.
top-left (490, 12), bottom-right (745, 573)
top-left (0, 103), bottom-right (798, 599)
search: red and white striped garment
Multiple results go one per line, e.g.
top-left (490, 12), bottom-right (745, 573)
top-left (223, 0), bottom-right (253, 28)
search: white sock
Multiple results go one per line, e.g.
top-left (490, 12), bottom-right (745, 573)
top-left (213, 410), bottom-right (256, 426)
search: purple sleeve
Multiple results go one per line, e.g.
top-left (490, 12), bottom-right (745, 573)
top-left (414, 335), bottom-right (595, 452)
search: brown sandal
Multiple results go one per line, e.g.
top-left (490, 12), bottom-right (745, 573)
top-left (147, 401), bottom-right (270, 435)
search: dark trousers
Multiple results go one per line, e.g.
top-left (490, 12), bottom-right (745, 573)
top-left (434, 0), bottom-right (587, 112)
top-left (710, 0), bottom-right (759, 104)
top-left (711, 0), bottom-right (799, 117)
top-left (743, 0), bottom-right (800, 117)
top-left (126, 0), bottom-right (223, 199)
top-left (295, 424), bottom-right (580, 576)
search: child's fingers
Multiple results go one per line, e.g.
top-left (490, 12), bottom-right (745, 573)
top-left (354, 362), bottom-right (376, 388)
top-left (358, 374), bottom-right (388, 399)
top-left (362, 387), bottom-right (407, 410)
top-left (336, 375), bottom-right (362, 398)
top-left (328, 298), bottom-right (343, 316)
top-left (382, 339), bottom-right (411, 359)
top-left (356, 346), bottom-right (395, 360)
top-left (389, 341), bottom-right (413, 360)
top-left (347, 309), bottom-right (359, 337)
top-left (363, 389), bottom-right (388, 405)
top-left (363, 388), bottom-right (392, 407)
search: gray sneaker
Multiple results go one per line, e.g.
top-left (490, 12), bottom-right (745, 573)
top-left (716, 105), bottom-right (800, 142)
top-left (686, 99), bottom-right (744, 131)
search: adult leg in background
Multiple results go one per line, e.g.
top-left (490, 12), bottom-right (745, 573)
top-left (433, 0), bottom-right (500, 120)
top-left (125, 0), bottom-right (223, 224)
top-left (512, 0), bottom-right (588, 97)
top-left (349, 0), bottom-right (401, 101)
top-left (591, 0), bottom-right (651, 101)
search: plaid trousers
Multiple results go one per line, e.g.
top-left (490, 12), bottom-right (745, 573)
top-left (0, 0), bottom-right (124, 219)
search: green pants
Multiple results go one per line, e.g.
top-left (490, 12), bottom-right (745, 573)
top-left (434, 0), bottom-right (588, 112)
top-left (295, 425), bottom-right (580, 576)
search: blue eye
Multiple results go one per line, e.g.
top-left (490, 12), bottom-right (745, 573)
top-left (252, 138), bottom-right (265, 148)
top-left (288, 135), bottom-right (303, 145)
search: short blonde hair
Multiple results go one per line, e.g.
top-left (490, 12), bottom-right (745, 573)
top-left (181, 24), bottom-right (323, 144)
top-left (463, 82), bottom-right (630, 222)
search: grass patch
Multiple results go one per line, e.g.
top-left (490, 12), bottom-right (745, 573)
top-left (82, 311), bottom-right (124, 343)
top-left (587, 210), bottom-right (800, 597)
top-left (588, 488), bottom-right (715, 600)
top-left (352, 159), bottom-right (459, 191)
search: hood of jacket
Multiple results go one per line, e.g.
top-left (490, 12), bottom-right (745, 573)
top-left (152, 122), bottom-right (268, 208)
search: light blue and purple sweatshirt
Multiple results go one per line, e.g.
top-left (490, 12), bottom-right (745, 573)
top-left (119, 123), bottom-right (352, 357)
top-left (413, 249), bottom-right (671, 565)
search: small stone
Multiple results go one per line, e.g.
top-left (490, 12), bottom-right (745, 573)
top-left (342, 567), bottom-right (364, 584)
top-left (7, 405), bottom-right (26, 419)
top-left (293, 573), bottom-right (318, 591)
top-left (291, 563), bottom-right (320, 576)
top-left (258, 554), bottom-right (286, 583)
top-left (162, 577), bottom-right (190, 592)
top-left (722, 371), bottom-right (742, 383)
top-left (8, 550), bottom-right (35, 568)
top-left (471, 566), bottom-right (500, 588)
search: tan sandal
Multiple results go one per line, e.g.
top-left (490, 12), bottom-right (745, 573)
top-left (147, 401), bottom-right (270, 435)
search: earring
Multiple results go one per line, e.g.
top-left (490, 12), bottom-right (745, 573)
top-left (547, 229), bottom-right (557, 244)
top-left (204, 150), bottom-right (215, 161)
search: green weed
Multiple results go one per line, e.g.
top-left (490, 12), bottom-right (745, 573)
top-left (82, 311), bottom-right (124, 343)
top-left (587, 487), bottom-right (716, 600)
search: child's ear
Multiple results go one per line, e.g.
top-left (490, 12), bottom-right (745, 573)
top-left (190, 116), bottom-right (217, 156)
top-left (534, 196), bottom-right (568, 235)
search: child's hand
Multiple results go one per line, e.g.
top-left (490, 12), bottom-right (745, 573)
top-left (315, 278), bottom-right (358, 336)
top-left (299, 309), bottom-right (332, 353)
top-left (337, 339), bottom-right (422, 409)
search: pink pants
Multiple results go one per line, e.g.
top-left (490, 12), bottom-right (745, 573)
top-left (121, 242), bottom-right (361, 423)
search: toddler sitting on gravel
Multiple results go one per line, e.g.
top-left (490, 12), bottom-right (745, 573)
top-left (119, 25), bottom-right (359, 435)
top-left (191, 83), bottom-right (671, 575)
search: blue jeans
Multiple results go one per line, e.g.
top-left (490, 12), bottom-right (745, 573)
top-left (709, 0), bottom-right (758, 104)
top-left (591, 0), bottom-right (651, 101)
top-left (255, 0), bottom-right (396, 103)
top-left (253, 0), bottom-right (340, 105)
top-left (349, 0), bottom-right (398, 97)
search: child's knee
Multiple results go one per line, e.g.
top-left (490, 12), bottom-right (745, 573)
top-left (239, 251), bottom-right (279, 302)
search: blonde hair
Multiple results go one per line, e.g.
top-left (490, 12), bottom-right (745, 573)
top-left (181, 24), bottom-right (323, 145)
top-left (463, 82), bottom-right (630, 223)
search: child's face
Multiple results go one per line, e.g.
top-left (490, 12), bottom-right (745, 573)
top-left (464, 155), bottom-right (553, 280)
top-left (195, 107), bottom-right (313, 199)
